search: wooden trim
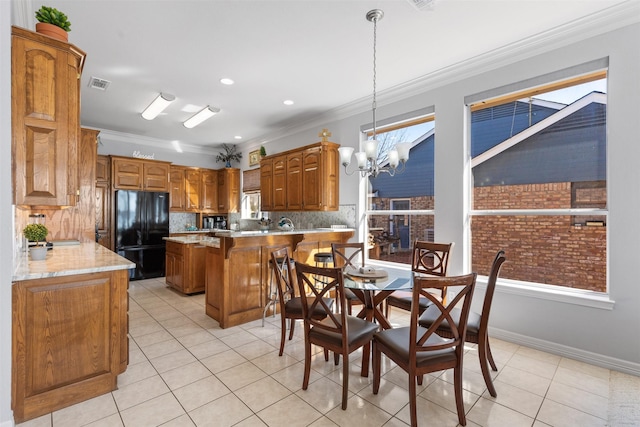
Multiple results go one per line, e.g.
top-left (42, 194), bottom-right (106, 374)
top-left (469, 70), bottom-right (607, 112)
top-left (365, 115), bottom-right (435, 138)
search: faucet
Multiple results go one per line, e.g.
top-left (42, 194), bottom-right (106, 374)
top-left (278, 217), bottom-right (294, 231)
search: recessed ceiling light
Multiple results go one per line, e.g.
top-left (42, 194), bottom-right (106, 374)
top-left (234, 136), bottom-right (242, 140)
top-left (220, 78), bottom-right (234, 85)
top-left (283, 100), bottom-right (294, 106)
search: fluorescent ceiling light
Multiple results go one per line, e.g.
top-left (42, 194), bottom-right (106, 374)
top-left (141, 93), bottom-right (175, 120)
top-left (183, 106), bottom-right (220, 128)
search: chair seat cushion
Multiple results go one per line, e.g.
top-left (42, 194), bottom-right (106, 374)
top-left (386, 292), bottom-right (432, 313)
top-left (309, 316), bottom-right (378, 349)
top-left (418, 305), bottom-right (481, 335)
top-left (374, 327), bottom-right (457, 367)
top-left (286, 297), bottom-right (334, 319)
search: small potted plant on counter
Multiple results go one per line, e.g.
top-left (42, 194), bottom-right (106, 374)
top-left (216, 143), bottom-right (242, 168)
top-left (35, 5), bottom-right (71, 42)
top-left (23, 223), bottom-right (49, 261)
top-left (258, 217), bottom-right (272, 231)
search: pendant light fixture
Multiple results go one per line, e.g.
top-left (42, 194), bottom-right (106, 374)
top-left (338, 9), bottom-right (410, 177)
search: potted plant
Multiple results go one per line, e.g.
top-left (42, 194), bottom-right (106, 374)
top-left (23, 223), bottom-right (49, 261)
top-left (260, 146), bottom-right (267, 157)
top-left (216, 143), bottom-right (242, 167)
top-left (35, 6), bottom-right (71, 42)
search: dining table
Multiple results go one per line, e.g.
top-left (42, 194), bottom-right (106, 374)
top-left (343, 266), bottom-right (412, 330)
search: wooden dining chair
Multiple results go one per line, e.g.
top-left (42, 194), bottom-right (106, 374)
top-left (372, 273), bottom-right (477, 427)
top-left (385, 240), bottom-right (454, 318)
top-left (295, 261), bottom-right (378, 410)
top-left (419, 250), bottom-right (506, 397)
top-left (331, 242), bottom-right (366, 315)
top-left (270, 248), bottom-right (334, 357)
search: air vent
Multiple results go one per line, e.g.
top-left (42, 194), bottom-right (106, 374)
top-left (406, 0), bottom-right (438, 11)
top-left (88, 76), bottom-right (111, 91)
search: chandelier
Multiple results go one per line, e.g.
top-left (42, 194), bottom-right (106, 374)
top-left (338, 9), bottom-right (410, 178)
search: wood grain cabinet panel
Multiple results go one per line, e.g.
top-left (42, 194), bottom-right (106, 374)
top-left (12, 270), bottom-right (129, 423)
top-left (260, 158), bottom-right (273, 211)
top-left (169, 166), bottom-right (186, 211)
top-left (11, 26), bottom-right (85, 208)
top-left (111, 156), bottom-right (170, 192)
top-left (260, 141), bottom-right (339, 211)
top-left (165, 241), bottom-right (206, 294)
top-left (201, 170), bottom-right (218, 212)
top-left (218, 168), bottom-right (240, 213)
top-left (185, 168), bottom-right (201, 212)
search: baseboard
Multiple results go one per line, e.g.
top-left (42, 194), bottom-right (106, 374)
top-left (490, 327), bottom-right (640, 377)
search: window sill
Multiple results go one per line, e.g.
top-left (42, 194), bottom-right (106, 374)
top-left (476, 277), bottom-right (615, 310)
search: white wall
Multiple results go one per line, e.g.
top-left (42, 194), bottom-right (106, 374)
top-left (264, 22), bottom-right (640, 373)
top-left (1, 1), bottom-right (14, 425)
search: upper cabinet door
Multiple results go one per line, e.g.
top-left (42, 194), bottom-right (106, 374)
top-left (201, 170), bottom-right (218, 212)
top-left (144, 162), bottom-right (170, 192)
top-left (260, 159), bottom-right (273, 211)
top-left (169, 166), bottom-right (186, 211)
top-left (184, 169), bottom-right (201, 211)
top-left (12, 27), bottom-right (85, 208)
top-left (112, 158), bottom-right (144, 190)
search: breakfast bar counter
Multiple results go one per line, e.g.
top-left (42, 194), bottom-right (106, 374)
top-left (204, 228), bottom-right (354, 328)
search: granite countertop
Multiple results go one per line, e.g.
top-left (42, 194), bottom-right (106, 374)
top-left (13, 242), bottom-right (135, 282)
top-left (163, 236), bottom-right (221, 247)
top-left (212, 228), bottom-right (354, 238)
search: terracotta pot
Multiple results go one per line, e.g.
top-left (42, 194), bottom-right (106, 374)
top-left (35, 22), bottom-right (68, 42)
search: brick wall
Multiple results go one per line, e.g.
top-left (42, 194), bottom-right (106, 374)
top-left (370, 182), bottom-right (606, 292)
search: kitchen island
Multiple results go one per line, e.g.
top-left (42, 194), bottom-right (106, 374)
top-left (204, 228), bottom-right (354, 328)
top-left (12, 243), bottom-right (134, 423)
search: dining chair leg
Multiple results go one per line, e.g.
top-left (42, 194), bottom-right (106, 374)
top-left (486, 337), bottom-right (498, 371)
top-left (454, 366), bottom-right (467, 426)
top-left (288, 318), bottom-right (296, 340)
top-left (360, 342), bottom-right (370, 377)
top-left (324, 348), bottom-right (330, 361)
top-left (409, 374), bottom-right (418, 427)
top-left (302, 339), bottom-right (312, 390)
top-left (334, 352), bottom-right (339, 365)
top-left (372, 343), bottom-right (381, 394)
top-left (479, 336), bottom-right (497, 397)
top-left (342, 351), bottom-right (349, 410)
top-left (278, 316), bottom-right (287, 356)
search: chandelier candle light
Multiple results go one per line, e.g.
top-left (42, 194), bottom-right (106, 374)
top-left (338, 9), bottom-right (410, 177)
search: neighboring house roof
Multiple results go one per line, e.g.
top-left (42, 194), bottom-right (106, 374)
top-left (371, 91), bottom-right (606, 197)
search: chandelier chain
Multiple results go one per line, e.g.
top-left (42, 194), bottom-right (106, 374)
top-left (372, 14), bottom-right (377, 140)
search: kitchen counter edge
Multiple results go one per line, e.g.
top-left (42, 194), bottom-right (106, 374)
top-left (13, 242), bottom-right (135, 282)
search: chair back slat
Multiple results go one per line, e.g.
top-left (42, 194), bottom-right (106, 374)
top-left (295, 261), bottom-right (346, 335)
top-left (409, 274), bottom-right (477, 358)
top-left (480, 250), bottom-right (506, 331)
top-left (271, 247), bottom-right (295, 304)
top-left (331, 243), bottom-right (365, 270)
top-left (411, 240), bottom-right (453, 277)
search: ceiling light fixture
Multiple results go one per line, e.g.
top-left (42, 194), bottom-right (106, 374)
top-left (141, 93), bottom-right (175, 120)
top-left (283, 100), bottom-right (294, 106)
top-left (220, 78), bottom-right (234, 85)
top-left (338, 9), bottom-right (410, 178)
top-left (183, 106), bottom-right (220, 128)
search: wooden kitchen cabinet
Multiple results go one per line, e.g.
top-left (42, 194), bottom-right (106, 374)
top-left (111, 156), bottom-right (170, 192)
top-left (185, 168), bottom-right (201, 211)
top-left (11, 26), bottom-right (86, 208)
top-left (217, 168), bottom-right (240, 213)
top-left (260, 141), bottom-right (339, 211)
top-left (12, 269), bottom-right (129, 422)
top-left (169, 165), bottom-right (186, 211)
top-left (260, 158), bottom-right (273, 211)
top-left (201, 169), bottom-right (218, 212)
top-left (272, 155), bottom-right (287, 211)
top-left (286, 152), bottom-right (303, 210)
top-left (165, 240), bottom-right (206, 294)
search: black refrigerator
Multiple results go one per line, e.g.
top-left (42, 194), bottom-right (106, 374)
top-left (115, 190), bottom-right (170, 280)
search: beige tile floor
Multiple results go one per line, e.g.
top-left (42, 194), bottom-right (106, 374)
top-left (17, 277), bottom-right (640, 427)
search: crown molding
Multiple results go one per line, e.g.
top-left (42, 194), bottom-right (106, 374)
top-left (97, 128), bottom-right (219, 155)
top-left (249, 1), bottom-right (640, 146)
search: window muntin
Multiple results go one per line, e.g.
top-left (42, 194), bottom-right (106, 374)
top-left (470, 75), bottom-right (607, 293)
top-left (366, 117), bottom-right (435, 266)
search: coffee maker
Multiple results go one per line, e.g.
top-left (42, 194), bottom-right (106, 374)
top-left (203, 215), bottom-right (227, 230)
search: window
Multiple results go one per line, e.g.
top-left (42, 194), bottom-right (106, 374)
top-left (469, 71), bottom-right (608, 293)
top-left (366, 115), bottom-right (435, 267)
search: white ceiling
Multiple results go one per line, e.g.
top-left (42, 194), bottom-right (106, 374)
top-left (28, 0), bottom-right (633, 151)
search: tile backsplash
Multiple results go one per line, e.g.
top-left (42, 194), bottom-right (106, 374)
top-left (229, 204), bottom-right (356, 231)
